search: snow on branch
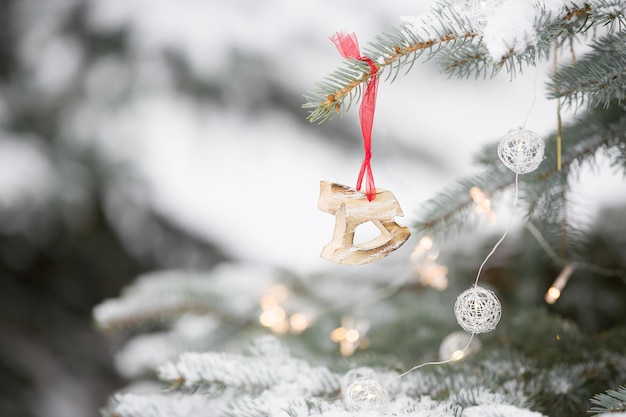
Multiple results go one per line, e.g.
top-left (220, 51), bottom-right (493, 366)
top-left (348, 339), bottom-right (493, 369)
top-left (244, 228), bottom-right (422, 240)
top-left (104, 335), bottom-right (564, 417)
top-left (463, 404), bottom-right (546, 417)
top-left (113, 315), bottom-right (220, 378)
top-left (158, 336), bottom-right (340, 396)
top-left (94, 263), bottom-right (273, 332)
top-left (105, 392), bottom-right (218, 417)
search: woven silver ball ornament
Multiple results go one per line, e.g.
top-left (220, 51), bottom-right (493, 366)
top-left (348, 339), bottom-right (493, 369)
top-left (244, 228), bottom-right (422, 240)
top-left (341, 367), bottom-right (378, 393)
top-left (344, 378), bottom-right (388, 412)
top-left (454, 286), bottom-right (501, 334)
top-left (497, 127), bottom-right (545, 174)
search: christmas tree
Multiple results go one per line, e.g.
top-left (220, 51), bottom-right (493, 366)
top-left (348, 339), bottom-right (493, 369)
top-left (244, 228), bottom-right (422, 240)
top-left (91, 1), bottom-right (626, 417)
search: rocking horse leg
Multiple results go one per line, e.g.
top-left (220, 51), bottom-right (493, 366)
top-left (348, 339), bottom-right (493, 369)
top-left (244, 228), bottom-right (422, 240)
top-left (320, 203), bottom-right (354, 261)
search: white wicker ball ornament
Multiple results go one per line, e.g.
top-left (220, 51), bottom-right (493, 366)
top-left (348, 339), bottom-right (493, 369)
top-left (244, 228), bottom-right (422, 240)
top-left (341, 367), bottom-right (378, 393)
top-left (454, 286), bottom-right (502, 334)
top-left (497, 127), bottom-right (545, 174)
top-left (344, 378), bottom-right (389, 412)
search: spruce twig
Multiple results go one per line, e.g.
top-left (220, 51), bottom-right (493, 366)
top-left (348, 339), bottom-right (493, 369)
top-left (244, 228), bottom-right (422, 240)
top-left (589, 385), bottom-right (626, 414)
top-left (303, 30), bottom-right (478, 124)
top-left (547, 32), bottom-right (626, 109)
top-left (304, 1), bottom-right (626, 123)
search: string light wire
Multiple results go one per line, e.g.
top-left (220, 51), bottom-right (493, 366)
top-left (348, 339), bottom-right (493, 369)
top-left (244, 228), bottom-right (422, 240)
top-left (397, 333), bottom-right (476, 378)
top-left (400, 174), bottom-right (520, 378)
top-left (473, 173), bottom-right (520, 287)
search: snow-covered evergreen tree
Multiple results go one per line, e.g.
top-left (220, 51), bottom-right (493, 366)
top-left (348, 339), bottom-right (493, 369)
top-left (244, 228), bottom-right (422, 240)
top-left (95, 1), bottom-right (626, 416)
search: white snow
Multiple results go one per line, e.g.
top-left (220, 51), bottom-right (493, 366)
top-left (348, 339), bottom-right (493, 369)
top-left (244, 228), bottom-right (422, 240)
top-left (93, 263), bottom-right (276, 330)
top-left (113, 315), bottom-right (220, 378)
top-left (0, 135), bottom-right (57, 215)
top-left (463, 403), bottom-right (547, 417)
top-left (401, 3), bottom-right (469, 40)
top-left (483, 0), bottom-right (540, 60)
top-left (157, 337), bottom-right (341, 396)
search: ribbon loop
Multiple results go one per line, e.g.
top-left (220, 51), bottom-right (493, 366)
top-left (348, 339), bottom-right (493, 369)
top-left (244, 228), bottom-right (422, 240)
top-left (330, 32), bottom-right (379, 201)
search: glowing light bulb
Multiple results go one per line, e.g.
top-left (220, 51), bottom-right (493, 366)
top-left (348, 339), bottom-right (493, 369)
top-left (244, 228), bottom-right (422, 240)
top-left (544, 264), bottom-right (575, 305)
top-left (410, 236), bottom-right (449, 291)
top-left (545, 287), bottom-right (561, 304)
top-left (451, 350), bottom-right (465, 361)
top-left (259, 306), bottom-right (286, 327)
top-left (331, 317), bottom-right (370, 356)
top-left (289, 313), bottom-right (309, 333)
top-left (419, 236), bottom-right (433, 250)
top-left (331, 327), bottom-right (347, 342)
top-left (345, 329), bottom-right (360, 343)
top-left (470, 186), bottom-right (496, 223)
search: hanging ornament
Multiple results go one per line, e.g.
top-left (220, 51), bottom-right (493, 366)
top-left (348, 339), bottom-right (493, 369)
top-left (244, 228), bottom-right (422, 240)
top-left (318, 32), bottom-right (410, 265)
top-left (454, 286), bottom-right (501, 334)
top-left (343, 377), bottom-right (389, 412)
top-left (319, 182), bottom-right (410, 265)
top-left (341, 367), bottom-right (378, 393)
top-left (497, 127), bottom-right (545, 174)
top-left (439, 331), bottom-right (482, 362)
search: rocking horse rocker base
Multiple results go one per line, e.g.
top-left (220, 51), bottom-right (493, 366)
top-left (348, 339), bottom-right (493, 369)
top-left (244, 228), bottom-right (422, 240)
top-left (318, 181), bottom-right (411, 265)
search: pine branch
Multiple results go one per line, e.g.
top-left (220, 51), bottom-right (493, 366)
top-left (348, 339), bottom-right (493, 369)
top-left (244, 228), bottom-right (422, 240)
top-left (454, 0), bottom-right (626, 81)
top-left (548, 32), bottom-right (626, 109)
top-left (226, 396), bottom-right (330, 417)
top-left (93, 267), bottom-right (265, 333)
top-left (112, 315), bottom-right (221, 379)
top-left (530, 125), bottom-right (623, 241)
top-left (93, 271), bottom-right (229, 332)
top-left (414, 168), bottom-right (518, 241)
top-left (416, 102), bottom-right (626, 254)
top-left (303, 2), bottom-right (478, 123)
top-left (303, 1), bottom-right (625, 123)
top-left (589, 385), bottom-right (626, 414)
top-left (105, 392), bottom-right (215, 417)
top-left (157, 336), bottom-right (340, 396)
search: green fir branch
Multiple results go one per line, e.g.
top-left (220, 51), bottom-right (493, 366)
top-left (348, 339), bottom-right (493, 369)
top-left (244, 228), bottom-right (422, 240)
top-left (157, 336), bottom-right (340, 395)
top-left (440, 6), bottom-right (553, 79)
top-left (93, 268), bottom-right (262, 333)
top-left (416, 102), bottom-right (626, 255)
top-left (548, 32), bottom-right (626, 109)
top-left (303, 2), bottom-right (478, 124)
top-left (104, 392), bottom-right (215, 417)
top-left (414, 170), bottom-right (517, 240)
top-left (303, 1), bottom-right (625, 123)
top-left (589, 385), bottom-right (626, 414)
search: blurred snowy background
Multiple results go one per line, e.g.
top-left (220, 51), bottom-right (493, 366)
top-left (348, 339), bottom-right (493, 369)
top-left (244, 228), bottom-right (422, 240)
top-left (0, 0), bottom-right (625, 416)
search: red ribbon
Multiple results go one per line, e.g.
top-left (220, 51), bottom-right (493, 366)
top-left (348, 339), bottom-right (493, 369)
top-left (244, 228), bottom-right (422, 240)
top-left (330, 32), bottom-right (379, 201)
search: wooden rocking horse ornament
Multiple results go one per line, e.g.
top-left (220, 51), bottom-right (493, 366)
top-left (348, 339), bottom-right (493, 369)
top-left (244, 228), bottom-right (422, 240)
top-left (317, 34), bottom-right (410, 264)
top-left (318, 181), bottom-right (411, 265)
